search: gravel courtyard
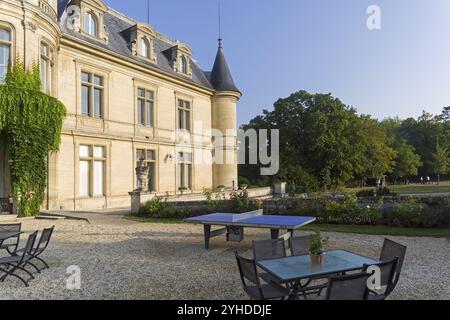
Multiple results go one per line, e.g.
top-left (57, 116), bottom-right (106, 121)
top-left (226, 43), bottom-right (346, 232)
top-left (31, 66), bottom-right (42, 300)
top-left (0, 211), bottom-right (449, 300)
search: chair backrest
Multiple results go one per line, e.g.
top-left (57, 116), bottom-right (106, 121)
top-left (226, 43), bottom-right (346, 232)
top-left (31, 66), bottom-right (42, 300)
top-left (35, 226), bottom-right (55, 254)
top-left (289, 236), bottom-right (310, 256)
top-left (0, 223), bottom-right (21, 251)
top-left (380, 238), bottom-right (407, 285)
top-left (326, 272), bottom-right (370, 300)
top-left (252, 239), bottom-right (286, 262)
top-left (19, 231), bottom-right (38, 263)
top-left (235, 252), bottom-right (264, 299)
top-left (364, 257), bottom-right (399, 298)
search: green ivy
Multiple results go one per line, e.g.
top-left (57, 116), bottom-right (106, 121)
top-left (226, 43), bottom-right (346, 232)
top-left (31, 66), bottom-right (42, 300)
top-left (0, 59), bottom-right (66, 216)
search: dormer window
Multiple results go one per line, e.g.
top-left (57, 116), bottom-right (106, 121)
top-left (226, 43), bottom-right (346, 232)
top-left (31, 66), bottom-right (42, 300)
top-left (77, 0), bottom-right (108, 43)
top-left (84, 12), bottom-right (98, 37)
top-left (139, 37), bottom-right (150, 58)
top-left (123, 23), bottom-right (157, 63)
top-left (165, 44), bottom-right (192, 77)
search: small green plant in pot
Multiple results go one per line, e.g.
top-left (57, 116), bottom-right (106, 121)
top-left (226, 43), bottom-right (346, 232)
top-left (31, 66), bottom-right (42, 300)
top-left (309, 232), bottom-right (329, 265)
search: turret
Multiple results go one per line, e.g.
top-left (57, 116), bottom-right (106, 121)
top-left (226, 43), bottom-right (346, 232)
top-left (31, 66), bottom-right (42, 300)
top-left (210, 39), bottom-right (241, 190)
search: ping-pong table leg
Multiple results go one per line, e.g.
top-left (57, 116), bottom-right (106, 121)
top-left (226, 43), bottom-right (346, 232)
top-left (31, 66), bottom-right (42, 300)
top-left (271, 229), bottom-right (295, 241)
top-left (270, 229), bottom-right (280, 240)
top-left (204, 225), bottom-right (211, 250)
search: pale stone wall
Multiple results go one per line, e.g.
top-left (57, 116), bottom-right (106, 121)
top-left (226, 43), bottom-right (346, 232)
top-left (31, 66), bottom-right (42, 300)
top-left (54, 41), bottom-right (215, 210)
top-left (0, 0), bottom-right (236, 211)
top-left (211, 93), bottom-right (239, 189)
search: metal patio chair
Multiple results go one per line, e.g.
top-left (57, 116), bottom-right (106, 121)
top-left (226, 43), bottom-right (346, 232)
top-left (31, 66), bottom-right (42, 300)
top-left (363, 257), bottom-right (399, 300)
top-left (325, 272), bottom-right (370, 300)
top-left (252, 239), bottom-right (286, 284)
top-left (0, 231), bottom-right (38, 287)
top-left (289, 235), bottom-right (311, 256)
top-left (15, 226), bottom-right (55, 273)
top-left (379, 238), bottom-right (407, 297)
top-left (289, 235), bottom-right (330, 298)
top-left (0, 223), bottom-right (21, 255)
top-left (235, 252), bottom-right (290, 300)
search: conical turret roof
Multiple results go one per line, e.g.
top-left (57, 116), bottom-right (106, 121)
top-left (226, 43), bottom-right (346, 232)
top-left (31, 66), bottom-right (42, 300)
top-left (210, 40), bottom-right (240, 93)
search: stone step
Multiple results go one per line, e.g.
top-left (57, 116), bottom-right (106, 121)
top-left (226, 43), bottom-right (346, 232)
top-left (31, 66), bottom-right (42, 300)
top-left (35, 215), bottom-right (66, 221)
top-left (0, 214), bottom-right (18, 221)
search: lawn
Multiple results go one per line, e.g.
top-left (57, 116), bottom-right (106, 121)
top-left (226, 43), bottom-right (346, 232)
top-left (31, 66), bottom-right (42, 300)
top-left (124, 215), bottom-right (450, 238)
top-left (346, 181), bottom-right (450, 195)
top-left (302, 224), bottom-right (450, 238)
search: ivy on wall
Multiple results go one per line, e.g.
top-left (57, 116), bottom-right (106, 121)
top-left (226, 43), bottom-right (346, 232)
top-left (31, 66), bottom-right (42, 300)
top-left (0, 59), bottom-right (66, 216)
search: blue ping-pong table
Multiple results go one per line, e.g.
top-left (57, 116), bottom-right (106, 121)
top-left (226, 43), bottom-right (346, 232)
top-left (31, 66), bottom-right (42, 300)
top-left (184, 210), bottom-right (316, 249)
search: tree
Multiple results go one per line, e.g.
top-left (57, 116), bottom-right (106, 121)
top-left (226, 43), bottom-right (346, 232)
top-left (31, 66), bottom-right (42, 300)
top-left (239, 91), bottom-right (367, 192)
top-left (432, 140), bottom-right (449, 184)
top-left (440, 106), bottom-right (450, 121)
top-left (360, 117), bottom-right (396, 179)
top-left (392, 140), bottom-right (422, 182)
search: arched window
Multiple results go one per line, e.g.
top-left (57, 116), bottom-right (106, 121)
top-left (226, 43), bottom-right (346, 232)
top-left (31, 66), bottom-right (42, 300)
top-left (84, 12), bottom-right (97, 37)
top-left (179, 55), bottom-right (188, 74)
top-left (139, 37), bottom-right (150, 58)
top-left (0, 27), bottom-right (11, 83)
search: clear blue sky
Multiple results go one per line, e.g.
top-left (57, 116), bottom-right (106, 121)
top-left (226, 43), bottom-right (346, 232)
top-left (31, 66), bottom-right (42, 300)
top-left (104, 0), bottom-right (450, 125)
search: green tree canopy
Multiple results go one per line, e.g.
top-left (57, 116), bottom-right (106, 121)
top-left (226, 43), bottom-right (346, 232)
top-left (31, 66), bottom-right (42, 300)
top-left (391, 139), bottom-right (423, 180)
top-left (240, 91), bottom-right (368, 191)
top-left (433, 140), bottom-right (449, 183)
top-left (360, 116), bottom-right (397, 178)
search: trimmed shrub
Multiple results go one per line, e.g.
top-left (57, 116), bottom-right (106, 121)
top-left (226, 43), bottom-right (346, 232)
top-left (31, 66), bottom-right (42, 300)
top-left (139, 198), bottom-right (168, 216)
top-left (356, 189), bottom-right (375, 198)
top-left (381, 200), bottom-right (422, 227)
top-left (420, 204), bottom-right (450, 228)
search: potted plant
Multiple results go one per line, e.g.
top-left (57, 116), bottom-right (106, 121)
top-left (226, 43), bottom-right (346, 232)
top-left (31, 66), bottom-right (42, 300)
top-left (217, 185), bottom-right (226, 192)
top-left (240, 184), bottom-right (248, 190)
top-left (309, 232), bottom-right (329, 265)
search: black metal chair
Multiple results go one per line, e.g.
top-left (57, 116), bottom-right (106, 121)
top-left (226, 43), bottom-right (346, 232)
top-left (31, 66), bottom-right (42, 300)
top-left (235, 252), bottom-right (290, 300)
top-left (325, 272), bottom-right (370, 300)
top-left (0, 223), bottom-right (21, 255)
top-left (289, 236), bottom-right (310, 256)
top-left (252, 239), bottom-right (286, 284)
top-left (289, 235), bottom-right (331, 298)
top-left (363, 257), bottom-right (399, 300)
top-left (0, 231), bottom-right (38, 287)
top-left (379, 238), bottom-right (407, 296)
top-left (15, 226), bottom-right (55, 273)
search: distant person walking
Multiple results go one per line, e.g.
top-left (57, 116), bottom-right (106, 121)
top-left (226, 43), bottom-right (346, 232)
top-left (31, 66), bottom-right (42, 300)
top-left (427, 176), bottom-right (431, 184)
top-left (420, 176), bottom-right (424, 184)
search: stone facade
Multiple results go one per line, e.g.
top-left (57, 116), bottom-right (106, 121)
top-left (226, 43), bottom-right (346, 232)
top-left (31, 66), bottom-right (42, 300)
top-left (0, 0), bottom-right (240, 211)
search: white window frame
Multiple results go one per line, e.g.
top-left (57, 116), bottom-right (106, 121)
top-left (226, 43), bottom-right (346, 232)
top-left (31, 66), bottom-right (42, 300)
top-left (0, 26), bottom-right (12, 84)
top-left (79, 145), bottom-right (106, 198)
top-left (177, 99), bottom-right (191, 132)
top-left (136, 87), bottom-right (154, 127)
top-left (40, 42), bottom-right (54, 94)
top-left (177, 152), bottom-right (192, 191)
top-left (84, 12), bottom-right (98, 37)
top-left (81, 71), bottom-right (104, 118)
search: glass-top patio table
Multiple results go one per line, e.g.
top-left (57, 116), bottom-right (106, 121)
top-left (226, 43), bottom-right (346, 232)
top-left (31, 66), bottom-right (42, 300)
top-left (257, 249), bottom-right (380, 297)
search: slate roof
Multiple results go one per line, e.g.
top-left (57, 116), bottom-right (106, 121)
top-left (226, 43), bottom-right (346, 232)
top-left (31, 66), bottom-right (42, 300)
top-left (209, 44), bottom-right (240, 93)
top-left (57, 0), bottom-right (239, 94)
